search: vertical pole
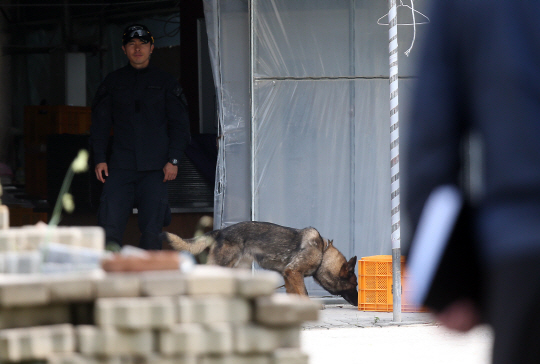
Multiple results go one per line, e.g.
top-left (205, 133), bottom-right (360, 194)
top-left (249, 0), bottom-right (257, 223)
top-left (249, 0), bottom-right (257, 275)
top-left (349, 0), bottom-right (356, 266)
top-left (388, 0), bottom-right (402, 322)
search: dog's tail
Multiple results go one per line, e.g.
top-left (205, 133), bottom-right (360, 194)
top-left (162, 231), bottom-right (216, 255)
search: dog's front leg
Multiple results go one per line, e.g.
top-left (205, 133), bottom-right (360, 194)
top-left (283, 268), bottom-right (309, 296)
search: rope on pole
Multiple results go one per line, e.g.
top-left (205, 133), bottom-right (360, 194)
top-left (388, 0), bottom-right (402, 323)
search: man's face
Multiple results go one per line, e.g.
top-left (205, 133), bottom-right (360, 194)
top-left (122, 38), bottom-right (154, 69)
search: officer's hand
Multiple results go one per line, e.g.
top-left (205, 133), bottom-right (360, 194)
top-left (435, 298), bottom-right (481, 332)
top-left (163, 162), bottom-right (178, 182)
top-left (95, 163), bottom-right (108, 183)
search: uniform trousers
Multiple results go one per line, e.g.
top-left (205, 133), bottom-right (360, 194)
top-left (98, 168), bottom-right (169, 250)
top-left (485, 254), bottom-right (540, 364)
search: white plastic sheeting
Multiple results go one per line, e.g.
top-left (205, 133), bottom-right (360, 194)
top-left (204, 0), bottom-right (252, 227)
top-left (203, 0), bottom-right (427, 295)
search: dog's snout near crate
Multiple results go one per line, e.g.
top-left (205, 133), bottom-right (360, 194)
top-left (358, 255), bottom-right (427, 312)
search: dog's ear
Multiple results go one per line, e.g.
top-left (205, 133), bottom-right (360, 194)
top-left (339, 261), bottom-right (349, 278)
top-left (328, 239), bottom-right (334, 247)
top-left (349, 272), bottom-right (358, 286)
top-left (347, 256), bottom-right (357, 271)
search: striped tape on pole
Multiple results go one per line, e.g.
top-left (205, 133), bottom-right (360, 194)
top-left (389, 0), bottom-right (400, 249)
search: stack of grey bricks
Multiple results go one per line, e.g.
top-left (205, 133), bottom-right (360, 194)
top-left (0, 182), bottom-right (106, 275)
top-left (0, 197), bottom-right (319, 364)
top-left (0, 225), bottom-right (105, 274)
top-left (0, 267), bottom-right (319, 364)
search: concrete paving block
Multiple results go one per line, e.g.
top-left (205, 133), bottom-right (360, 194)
top-left (78, 227), bottom-right (105, 250)
top-left (200, 354), bottom-right (271, 364)
top-left (237, 355), bottom-right (272, 364)
top-left (188, 296), bottom-right (225, 323)
top-left (4, 250), bottom-right (41, 273)
top-left (0, 327), bottom-right (51, 361)
top-left (204, 322), bottom-right (234, 355)
top-left (176, 296), bottom-right (197, 323)
top-left (51, 353), bottom-right (135, 364)
top-left (87, 355), bottom-right (138, 364)
top-left (184, 266), bottom-right (236, 296)
top-left (125, 329), bottom-right (155, 356)
top-left (158, 323), bottom-right (206, 356)
top-left (176, 296), bottom-right (197, 324)
top-left (76, 325), bottom-right (98, 355)
top-left (50, 324), bottom-right (76, 353)
top-left (27, 327), bottom-right (55, 359)
top-left (95, 273), bottom-right (141, 298)
top-left (186, 296), bottom-right (251, 324)
top-left (41, 242), bottom-right (104, 269)
top-left (233, 324), bottom-right (282, 354)
top-left (77, 325), bottom-right (154, 356)
top-left (275, 326), bottom-right (301, 348)
top-left (47, 353), bottom-right (89, 364)
top-left (94, 298), bottom-right (115, 327)
top-left (0, 324), bottom-right (74, 362)
top-left (271, 348), bottom-right (309, 364)
top-left (0, 280), bottom-right (50, 307)
top-left (137, 354), bottom-right (198, 364)
top-left (95, 297), bottom-right (176, 329)
top-left (146, 297), bottom-right (178, 329)
top-left (0, 304), bottom-right (71, 329)
top-left (0, 205), bottom-right (9, 230)
top-left (105, 298), bottom-right (150, 329)
top-left (100, 356), bottom-right (136, 364)
top-left (66, 354), bottom-right (137, 364)
top-left (48, 277), bottom-right (96, 302)
top-left (198, 355), bottom-right (234, 364)
top-left (227, 297), bottom-right (252, 323)
top-left (175, 296), bottom-right (251, 324)
top-left (235, 270), bottom-right (281, 298)
top-left (45, 227), bottom-right (102, 250)
top-left (55, 227), bottom-right (83, 247)
top-left (23, 227), bottom-right (49, 250)
top-left (139, 270), bottom-right (187, 296)
top-left (0, 229), bottom-right (18, 251)
top-left (254, 294), bottom-right (320, 327)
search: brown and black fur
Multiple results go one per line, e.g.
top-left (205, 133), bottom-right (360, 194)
top-left (162, 221), bottom-right (358, 306)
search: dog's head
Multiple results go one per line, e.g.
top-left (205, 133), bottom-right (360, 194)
top-left (337, 256), bottom-right (358, 306)
top-left (315, 241), bottom-right (358, 306)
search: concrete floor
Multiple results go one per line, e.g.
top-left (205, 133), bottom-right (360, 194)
top-left (301, 304), bottom-right (494, 364)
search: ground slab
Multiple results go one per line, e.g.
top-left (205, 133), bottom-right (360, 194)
top-left (301, 304), bottom-right (494, 364)
top-left (303, 304), bottom-right (435, 329)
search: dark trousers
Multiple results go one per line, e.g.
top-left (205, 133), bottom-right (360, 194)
top-left (486, 254), bottom-right (540, 364)
top-left (98, 169), bottom-right (170, 250)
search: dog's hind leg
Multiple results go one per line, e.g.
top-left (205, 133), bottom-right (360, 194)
top-left (283, 268), bottom-right (309, 296)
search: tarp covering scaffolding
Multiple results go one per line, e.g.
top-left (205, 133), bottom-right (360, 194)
top-left (203, 0), bottom-right (429, 295)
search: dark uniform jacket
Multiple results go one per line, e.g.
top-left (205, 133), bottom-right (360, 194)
top-left (90, 63), bottom-right (191, 171)
top-left (403, 0), bottom-right (540, 264)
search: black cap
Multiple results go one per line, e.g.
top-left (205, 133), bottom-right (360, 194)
top-left (122, 24), bottom-right (154, 45)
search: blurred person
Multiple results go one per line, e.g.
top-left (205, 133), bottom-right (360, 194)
top-left (90, 24), bottom-right (191, 250)
top-left (403, 1), bottom-right (540, 363)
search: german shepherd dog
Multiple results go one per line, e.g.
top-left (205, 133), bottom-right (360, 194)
top-left (162, 221), bottom-right (358, 306)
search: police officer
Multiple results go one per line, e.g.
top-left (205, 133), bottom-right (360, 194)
top-left (90, 24), bottom-right (191, 250)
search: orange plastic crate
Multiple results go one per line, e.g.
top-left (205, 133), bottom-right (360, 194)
top-left (358, 255), bottom-right (426, 312)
